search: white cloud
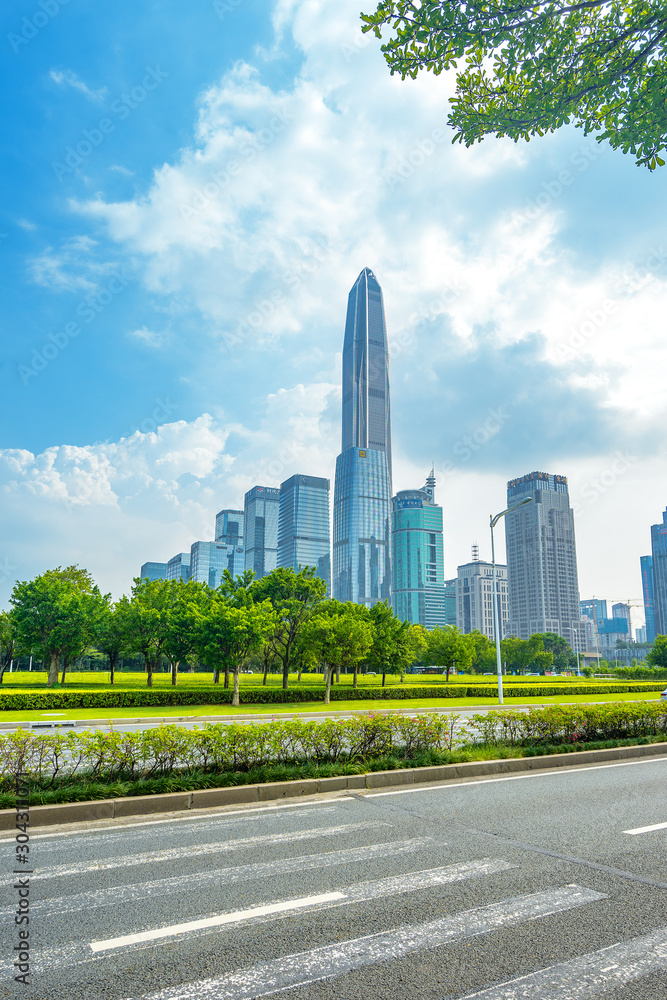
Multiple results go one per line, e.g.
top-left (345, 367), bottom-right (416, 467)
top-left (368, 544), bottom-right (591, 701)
top-left (50, 69), bottom-right (108, 103)
top-left (128, 326), bottom-right (164, 347)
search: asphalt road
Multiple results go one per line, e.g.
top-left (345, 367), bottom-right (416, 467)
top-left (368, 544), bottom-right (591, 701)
top-left (2, 755), bottom-right (667, 999)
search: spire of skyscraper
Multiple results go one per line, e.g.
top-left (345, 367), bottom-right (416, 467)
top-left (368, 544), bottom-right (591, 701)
top-left (333, 268), bottom-right (393, 606)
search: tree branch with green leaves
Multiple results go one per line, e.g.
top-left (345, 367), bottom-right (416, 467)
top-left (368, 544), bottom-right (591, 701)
top-left (361, 0), bottom-right (667, 168)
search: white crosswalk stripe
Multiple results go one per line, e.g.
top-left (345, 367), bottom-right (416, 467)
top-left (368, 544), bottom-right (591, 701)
top-left (32, 821), bottom-right (387, 879)
top-left (28, 837), bottom-right (434, 915)
top-left (89, 859), bottom-right (515, 952)
top-left (127, 885), bottom-right (605, 1000)
top-left (460, 926), bottom-right (667, 998)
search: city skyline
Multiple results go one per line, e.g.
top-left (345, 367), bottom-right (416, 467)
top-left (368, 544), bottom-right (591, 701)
top-left (1, 2), bottom-right (666, 617)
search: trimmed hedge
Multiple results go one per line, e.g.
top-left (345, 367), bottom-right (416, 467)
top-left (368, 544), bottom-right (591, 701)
top-left (0, 682), bottom-right (664, 711)
top-left (467, 702), bottom-right (667, 745)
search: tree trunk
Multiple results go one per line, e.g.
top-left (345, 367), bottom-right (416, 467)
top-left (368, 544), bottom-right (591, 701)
top-left (232, 667), bottom-right (240, 707)
top-left (60, 660), bottom-right (68, 685)
top-left (262, 661), bottom-right (269, 685)
top-left (323, 665), bottom-right (332, 704)
top-left (282, 656), bottom-right (289, 690)
top-left (171, 660), bottom-right (179, 686)
top-left (48, 652), bottom-right (59, 687)
top-left (223, 666), bottom-right (230, 689)
top-left (146, 660), bottom-right (153, 687)
top-left (109, 653), bottom-right (117, 685)
top-left (297, 667), bottom-right (302, 682)
top-left (213, 668), bottom-right (220, 684)
top-left (352, 664), bottom-right (358, 689)
top-left (382, 671), bottom-right (386, 687)
top-left (335, 665), bottom-right (340, 684)
top-left (446, 664), bottom-right (451, 682)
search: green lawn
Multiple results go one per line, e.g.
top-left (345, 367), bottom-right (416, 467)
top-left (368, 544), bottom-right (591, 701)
top-left (0, 689), bottom-right (662, 725)
top-left (0, 670), bottom-right (660, 692)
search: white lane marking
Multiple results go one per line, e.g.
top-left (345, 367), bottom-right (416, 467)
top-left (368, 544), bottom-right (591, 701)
top-left (29, 837), bottom-right (433, 915)
top-left (88, 859), bottom-right (514, 954)
top-left (32, 822), bottom-right (386, 879)
top-left (624, 820), bottom-right (667, 835)
top-left (129, 885), bottom-right (605, 1000)
top-left (0, 797), bottom-right (344, 844)
top-left (90, 892), bottom-right (346, 952)
top-left (366, 755), bottom-right (667, 797)
top-left (459, 926), bottom-right (667, 998)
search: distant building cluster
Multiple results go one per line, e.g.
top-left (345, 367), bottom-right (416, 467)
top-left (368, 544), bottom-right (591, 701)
top-left (140, 268), bottom-right (659, 654)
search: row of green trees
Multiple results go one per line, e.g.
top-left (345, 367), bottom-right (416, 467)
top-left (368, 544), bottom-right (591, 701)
top-left (3, 564), bottom-right (638, 704)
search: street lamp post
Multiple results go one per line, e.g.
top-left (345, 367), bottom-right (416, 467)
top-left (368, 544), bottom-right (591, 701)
top-left (565, 626), bottom-right (580, 676)
top-left (490, 497), bottom-right (533, 705)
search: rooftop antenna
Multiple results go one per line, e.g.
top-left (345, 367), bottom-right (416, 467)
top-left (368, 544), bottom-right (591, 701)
top-left (472, 543), bottom-right (479, 562)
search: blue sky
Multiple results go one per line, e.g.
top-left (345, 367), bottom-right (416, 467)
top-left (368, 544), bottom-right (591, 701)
top-left (1, 0), bottom-right (666, 622)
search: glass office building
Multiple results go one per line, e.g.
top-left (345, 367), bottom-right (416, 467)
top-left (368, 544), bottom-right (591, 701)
top-left (166, 552), bottom-right (191, 582)
top-left (277, 474), bottom-right (330, 594)
top-left (650, 508), bottom-right (667, 636)
top-left (640, 554), bottom-right (656, 643)
top-left (391, 470), bottom-right (445, 628)
top-left (505, 471), bottom-right (583, 645)
top-left (140, 561), bottom-right (167, 582)
top-left (215, 509), bottom-right (244, 547)
top-left (333, 268), bottom-right (392, 606)
top-left (190, 540), bottom-right (244, 589)
top-left (244, 485), bottom-right (280, 580)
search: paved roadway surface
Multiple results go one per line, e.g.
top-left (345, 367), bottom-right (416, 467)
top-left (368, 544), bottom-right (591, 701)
top-left (4, 700), bottom-right (651, 735)
top-left (2, 755), bottom-right (667, 999)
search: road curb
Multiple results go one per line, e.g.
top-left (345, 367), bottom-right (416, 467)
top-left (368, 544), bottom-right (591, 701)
top-left (2, 740), bottom-right (666, 830)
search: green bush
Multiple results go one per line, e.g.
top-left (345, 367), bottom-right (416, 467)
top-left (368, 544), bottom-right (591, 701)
top-left (466, 702), bottom-right (667, 746)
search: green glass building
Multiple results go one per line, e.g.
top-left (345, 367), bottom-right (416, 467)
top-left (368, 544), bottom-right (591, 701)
top-left (391, 469), bottom-right (446, 628)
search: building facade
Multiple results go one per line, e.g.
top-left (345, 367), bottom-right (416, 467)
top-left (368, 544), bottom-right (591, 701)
top-left (391, 470), bottom-right (445, 628)
top-left (190, 540), bottom-right (245, 589)
top-left (456, 559), bottom-right (508, 640)
top-left (640, 554), bottom-right (656, 644)
top-left (505, 471), bottom-right (584, 646)
top-left (650, 509), bottom-right (667, 637)
top-left (215, 509), bottom-right (244, 547)
top-left (244, 485), bottom-right (280, 581)
top-left (140, 561), bottom-right (167, 582)
top-left (444, 579), bottom-right (458, 627)
top-left (277, 474), bottom-right (331, 593)
top-left (166, 552), bottom-right (191, 582)
top-left (333, 268), bottom-right (392, 606)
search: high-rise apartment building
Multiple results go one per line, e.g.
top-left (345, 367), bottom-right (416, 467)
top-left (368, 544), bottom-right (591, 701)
top-left (391, 469), bottom-right (445, 628)
top-left (333, 268), bottom-right (392, 606)
top-left (505, 471), bottom-right (583, 646)
top-left (277, 474), bottom-right (331, 593)
top-left (244, 485), bottom-right (280, 581)
top-left (215, 509), bottom-right (244, 547)
top-left (612, 602), bottom-right (631, 641)
top-left (640, 554), bottom-right (656, 643)
top-left (456, 558), bottom-right (508, 640)
top-left (650, 508), bottom-right (667, 637)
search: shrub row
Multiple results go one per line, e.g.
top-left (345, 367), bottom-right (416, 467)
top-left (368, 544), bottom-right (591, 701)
top-left (467, 702), bottom-right (667, 746)
top-left (0, 714), bottom-right (461, 789)
top-left (0, 682), bottom-right (663, 711)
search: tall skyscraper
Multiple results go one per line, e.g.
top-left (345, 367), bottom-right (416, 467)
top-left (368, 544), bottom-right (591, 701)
top-left (277, 474), bottom-right (331, 594)
top-left (333, 268), bottom-right (392, 606)
top-left (215, 509), bottom-right (244, 547)
top-left (650, 508), bottom-right (667, 636)
top-left (190, 540), bottom-right (244, 589)
top-left (640, 554), bottom-right (656, 643)
top-left (166, 552), bottom-right (191, 582)
top-left (244, 485), bottom-right (280, 580)
top-left (391, 469), bottom-right (445, 628)
top-left (505, 471), bottom-right (583, 645)
top-left (140, 561), bottom-right (167, 582)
